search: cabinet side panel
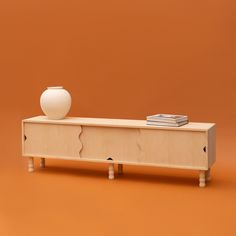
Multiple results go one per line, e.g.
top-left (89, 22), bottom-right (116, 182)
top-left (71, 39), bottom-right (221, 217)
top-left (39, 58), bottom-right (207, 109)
top-left (208, 125), bottom-right (216, 168)
top-left (24, 123), bottom-right (82, 158)
top-left (22, 121), bottom-right (25, 156)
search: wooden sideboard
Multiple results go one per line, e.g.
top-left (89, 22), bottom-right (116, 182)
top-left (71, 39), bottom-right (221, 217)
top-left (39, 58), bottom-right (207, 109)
top-left (22, 116), bottom-right (216, 187)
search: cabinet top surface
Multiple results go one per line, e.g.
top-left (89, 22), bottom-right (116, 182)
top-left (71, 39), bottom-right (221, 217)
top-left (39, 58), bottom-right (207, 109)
top-left (23, 116), bottom-right (215, 131)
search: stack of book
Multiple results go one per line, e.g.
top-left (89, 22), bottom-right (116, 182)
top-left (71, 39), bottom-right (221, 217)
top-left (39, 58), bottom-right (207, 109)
top-left (146, 114), bottom-right (188, 127)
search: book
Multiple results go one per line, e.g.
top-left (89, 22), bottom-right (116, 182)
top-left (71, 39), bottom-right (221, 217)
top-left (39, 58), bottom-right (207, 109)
top-left (146, 120), bottom-right (188, 127)
top-left (146, 114), bottom-right (188, 123)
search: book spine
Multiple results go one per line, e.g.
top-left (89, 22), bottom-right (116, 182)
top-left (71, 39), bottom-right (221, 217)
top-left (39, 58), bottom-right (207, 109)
top-left (146, 121), bottom-right (188, 127)
top-left (147, 118), bottom-right (187, 123)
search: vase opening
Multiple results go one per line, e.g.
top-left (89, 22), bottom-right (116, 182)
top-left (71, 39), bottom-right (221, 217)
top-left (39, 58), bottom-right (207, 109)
top-left (47, 86), bottom-right (63, 89)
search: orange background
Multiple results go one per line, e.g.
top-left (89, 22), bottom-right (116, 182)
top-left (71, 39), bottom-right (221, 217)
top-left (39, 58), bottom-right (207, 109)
top-left (0, 0), bottom-right (236, 235)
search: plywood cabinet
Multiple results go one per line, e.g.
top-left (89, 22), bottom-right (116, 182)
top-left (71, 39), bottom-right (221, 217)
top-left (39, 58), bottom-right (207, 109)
top-left (22, 116), bottom-right (216, 187)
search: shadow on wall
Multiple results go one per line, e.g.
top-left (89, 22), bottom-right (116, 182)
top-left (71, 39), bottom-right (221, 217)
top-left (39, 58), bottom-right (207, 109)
top-left (28, 164), bottom-right (225, 188)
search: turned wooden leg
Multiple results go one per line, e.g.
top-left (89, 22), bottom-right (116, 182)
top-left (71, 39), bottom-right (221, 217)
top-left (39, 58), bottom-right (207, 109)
top-left (28, 157), bottom-right (34, 172)
top-left (199, 170), bottom-right (206, 187)
top-left (108, 163), bottom-right (114, 180)
top-left (40, 158), bottom-right (45, 168)
top-left (118, 164), bottom-right (123, 175)
top-left (206, 168), bottom-right (211, 181)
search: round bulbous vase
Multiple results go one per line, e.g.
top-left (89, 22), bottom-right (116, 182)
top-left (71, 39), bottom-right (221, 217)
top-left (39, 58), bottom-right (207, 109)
top-left (40, 86), bottom-right (72, 120)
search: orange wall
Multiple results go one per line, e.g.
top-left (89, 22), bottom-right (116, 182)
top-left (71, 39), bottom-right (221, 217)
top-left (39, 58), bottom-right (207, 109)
top-left (0, 0), bottom-right (235, 128)
top-left (1, 2), bottom-right (236, 235)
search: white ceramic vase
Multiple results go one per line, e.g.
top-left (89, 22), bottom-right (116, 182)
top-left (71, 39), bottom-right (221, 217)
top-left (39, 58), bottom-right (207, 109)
top-left (40, 86), bottom-right (72, 120)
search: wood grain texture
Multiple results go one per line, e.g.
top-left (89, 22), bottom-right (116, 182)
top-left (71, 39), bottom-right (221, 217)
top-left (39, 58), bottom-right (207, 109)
top-left (108, 163), bottom-right (114, 180)
top-left (80, 126), bottom-right (140, 161)
top-left (28, 157), bottom-right (34, 172)
top-left (22, 117), bottom-right (216, 174)
top-left (199, 170), bottom-right (206, 187)
top-left (23, 123), bottom-right (82, 158)
top-left (23, 116), bottom-right (215, 132)
top-left (206, 168), bottom-right (211, 181)
top-left (78, 126), bottom-right (83, 157)
top-left (208, 125), bottom-right (216, 168)
top-left (140, 129), bottom-right (208, 169)
top-left (80, 126), bottom-right (208, 169)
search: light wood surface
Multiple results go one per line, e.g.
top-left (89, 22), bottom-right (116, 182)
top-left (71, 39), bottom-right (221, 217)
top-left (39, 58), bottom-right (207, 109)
top-left (28, 157), bottom-right (34, 172)
top-left (23, 116), bottom-right (215, 132)
top-left (108, 163), bottom-right (114, 180)
top-left (22, 116), bottom-right (216, 186)
top-left (206, 168), bottom-right (211, 181)
top-left (80, 126), bottom-right (208, 170)
top-left (23, 123), bottom-right (82, 158)
top-left (199, 170), bottom-right (206, 187)
top-left (208, 125), bottom-right (216, 168)
top-left (21, 153), bottom-right (210, 170)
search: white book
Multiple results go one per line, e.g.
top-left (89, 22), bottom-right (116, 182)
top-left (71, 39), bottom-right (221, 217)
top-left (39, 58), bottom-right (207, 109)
top-left (147, 114), bottom-right (188, 123)
top-left (146, 120), bottom-right (188, 127)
